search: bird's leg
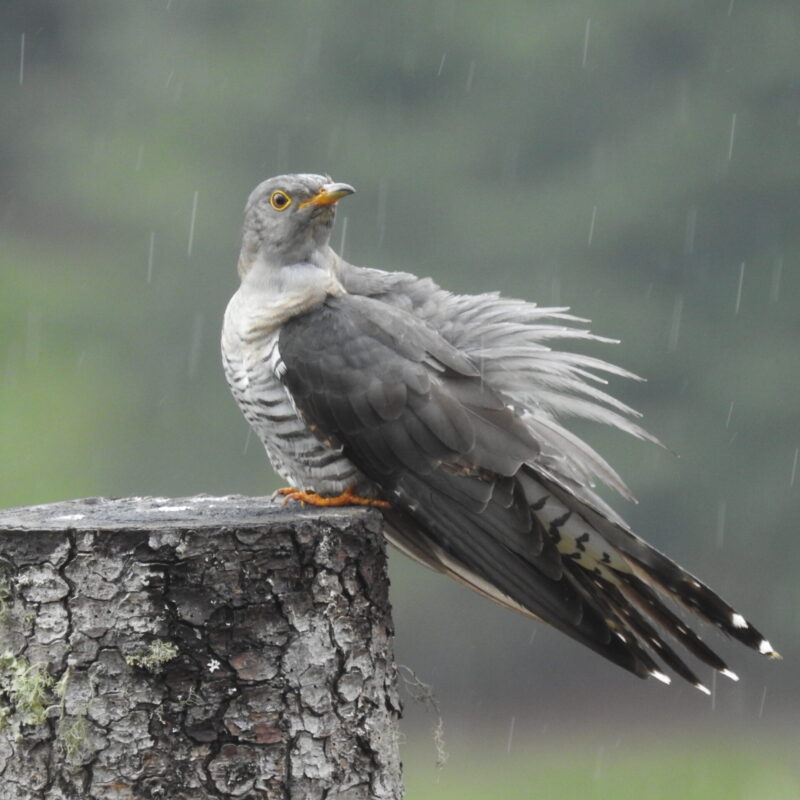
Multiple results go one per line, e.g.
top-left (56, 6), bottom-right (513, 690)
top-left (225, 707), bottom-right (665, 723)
top-left (276, 486), bottom-right (390, 509)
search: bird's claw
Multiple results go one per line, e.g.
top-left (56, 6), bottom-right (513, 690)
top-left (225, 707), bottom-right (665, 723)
top-left (274, 487), bottom-right (390, 509)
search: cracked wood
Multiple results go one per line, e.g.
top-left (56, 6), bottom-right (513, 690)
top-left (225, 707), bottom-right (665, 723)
top-left (0, 495), bottom-right (403, 800)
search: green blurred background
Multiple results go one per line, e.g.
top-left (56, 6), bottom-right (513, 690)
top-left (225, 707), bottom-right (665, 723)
top-left (1, 1), bottom-right (798, 796)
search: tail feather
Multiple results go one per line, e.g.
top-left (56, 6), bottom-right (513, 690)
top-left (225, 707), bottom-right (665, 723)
top-left (615, 573), bottom-right (732, 675)
top-left (565, 562), bottom-right (673, 685)
top-left (541, 474), bottom-right (779, 659)
top-left (595, 530), bottom-right (779, 660)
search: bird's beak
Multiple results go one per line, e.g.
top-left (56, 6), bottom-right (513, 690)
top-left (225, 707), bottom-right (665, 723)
top-left (298, 182), bottom-right (355, 209)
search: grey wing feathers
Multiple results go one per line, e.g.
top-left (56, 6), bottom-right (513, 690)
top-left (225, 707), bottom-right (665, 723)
top-left (338, 261), bottom-right (660, 505)
top-left (331, 263), bottom-right (777, 684)
top-left (278, 293), bottom-right (668, 678)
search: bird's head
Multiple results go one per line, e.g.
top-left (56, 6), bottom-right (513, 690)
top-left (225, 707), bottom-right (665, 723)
top-left (239, 173), bottom-right (354, 275)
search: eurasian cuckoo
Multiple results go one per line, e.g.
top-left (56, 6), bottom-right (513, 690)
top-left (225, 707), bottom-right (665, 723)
top-left (222, 173), bottom-right (777, 691)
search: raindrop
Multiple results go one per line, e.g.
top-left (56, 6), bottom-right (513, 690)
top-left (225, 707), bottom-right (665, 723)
top-left (26, 309), bottom-right (41, 366)
top-left (715, 499), bottom-right (726, 549)
top-left (550, 275), bottom-right (561, 306)
top-left (502, 141), bottom-right (520, 186)
top-left (667, 295), bottom-right (683, 352)
top-left (187, 313), bottom-right (204, 378)
top-left (727, 0), bottom-right (735, 15)
top-left (594, 745), bottom-right (604, 779)
top-left (727, 113), bottom-right (737, 161)
top-left (187, 191), bottom-right (199, 257)
top-left (338, 215), bottom-right (348, 258)
top-left (277, 131), bottom-right (290, 172)
top-left (436, 53), bottom-right (447, 77)
top-left (506, 716), bottom-right (516, 753)
top-left (376, 179), bottom-right (388, 247)
top-left (465, 60), bottom-right (476, 92)
top-left (165, 69), bottom-right (175, 90)
top-left (529, 628), bottom-right (537, 645)
top-left (683, 207), bottom-right (697, 255)
top-left (790, 447), bottom-right (798, 488)
top-left (582, 19), bottom-right (591, 68)
top-left (19, 33), bottom-right (25, 86)
top-left (734, 261), bottom-right (744, 314)
top-left (676, 78), bottom-right (689, 125)
top-left (303, 17), bottom-right (323, 70)
top-left (769, 256), bottom-right (783, 304)
top-left (587, 205), bottom-right (597, 246)
top-left (725, 401), bottom-right (735, 429)
top-left (243, 427), bottom-right (253, 455)
top-left (758, 686), bottom-right (767, 718)
top-left (147, 232), bottom-right (156, 283)
top-left (710, 670), bottom-right (717, 711)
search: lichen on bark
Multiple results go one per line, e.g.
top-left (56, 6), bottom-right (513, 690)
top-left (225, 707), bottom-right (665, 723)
top-left (0, 495), bottom-right (403, 799)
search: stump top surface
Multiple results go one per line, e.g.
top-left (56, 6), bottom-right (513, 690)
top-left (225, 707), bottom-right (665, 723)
top-left (0, 494), bottom-right (379, 532)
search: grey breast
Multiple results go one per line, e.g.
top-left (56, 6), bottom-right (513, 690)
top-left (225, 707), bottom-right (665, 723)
top-left (222, 326), bottom-right (363, 494)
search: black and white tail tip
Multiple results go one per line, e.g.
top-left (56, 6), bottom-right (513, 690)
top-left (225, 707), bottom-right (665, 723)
top-left (731, 613), bottom-right (781, 660)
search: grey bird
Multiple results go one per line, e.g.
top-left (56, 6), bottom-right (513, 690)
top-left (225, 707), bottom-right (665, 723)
top-left (222, 173), bottom-right (778, 691)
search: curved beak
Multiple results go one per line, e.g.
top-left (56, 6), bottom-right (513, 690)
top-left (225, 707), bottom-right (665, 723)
top-left (298, 182), bottom-right (355, 209)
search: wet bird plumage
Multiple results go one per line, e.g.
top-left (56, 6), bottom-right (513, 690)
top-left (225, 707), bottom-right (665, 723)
top-left (222, 173), bottom-right (778, 692)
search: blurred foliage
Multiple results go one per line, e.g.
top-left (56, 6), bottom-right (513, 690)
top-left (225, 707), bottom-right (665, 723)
top-left (1, 0), bottom-right (799, 792)
top-left (405, 737), bottom-right (799, 800)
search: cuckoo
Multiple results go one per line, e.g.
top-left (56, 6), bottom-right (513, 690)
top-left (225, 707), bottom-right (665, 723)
top-left (222, 173), bottom-right (777, 691)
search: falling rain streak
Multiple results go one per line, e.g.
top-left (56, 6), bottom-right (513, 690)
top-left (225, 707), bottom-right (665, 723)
top-left (715, 500), bottom-right (726, 549)
top-left (667, 295), bottom-right (683, 352)
top-left (587, 205), bottom-right (597, 246)
top-left (734, 261), bottom-right (745, 313)
top-left (376, 179), bottom-right (388, 247)
top-left (727, 113), bottom-right (737, 160)
top-left (188, 191), bottom-right (199, 257)
top-left (506, 716), bottom-right (516, 753)
top-left (594, 745), bottom-right (604, 780)
top-left (243, 427), bottom-right (253, 455)
top-left (582, 19), bottom-right (591, 67)
top-left (683, 207), bottom-right (697, 255)
top-left (147, 232), bottom-right (155, 283)
top-left (26, 310), bottom-right (41, 365)
top-left (725, 401), bottom-right (735, 429)
top-left (338, 216), bottom-right (348, 259)
top-left (465, 60), bottom-right (476, 92)
top-left (437, 53), bottom-right (447, 76)
top-left (791, 447), bottom-right (798, 488)
top-left (188, 313), bottom-right (204, 378)
top-left (19, 33), bottom-right (25, 86)
top-left (710, 670), bottom-right (717, 711)
top-left (770, 257), bottom-right (783, 304)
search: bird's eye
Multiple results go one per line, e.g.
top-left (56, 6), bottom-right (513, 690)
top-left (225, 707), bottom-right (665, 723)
top-left (269, 190), bottom-right (292, 211)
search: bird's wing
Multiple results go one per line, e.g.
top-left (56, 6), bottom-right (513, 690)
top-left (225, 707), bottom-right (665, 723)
top-left (278, 292), bottom-right (662, 679)
top-left (337, 261), bottom-right (656, 511)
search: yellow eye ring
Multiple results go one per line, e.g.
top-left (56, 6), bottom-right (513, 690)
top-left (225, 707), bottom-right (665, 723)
top-left (269, 190), bottom-right (292, 211)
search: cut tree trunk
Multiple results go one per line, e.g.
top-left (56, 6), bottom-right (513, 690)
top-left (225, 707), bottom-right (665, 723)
top-left (0, 495), bottom-right (403, 800)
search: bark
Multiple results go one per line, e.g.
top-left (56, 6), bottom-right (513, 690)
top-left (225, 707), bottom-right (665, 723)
top-left (0, 496), bottom-right (403, 800)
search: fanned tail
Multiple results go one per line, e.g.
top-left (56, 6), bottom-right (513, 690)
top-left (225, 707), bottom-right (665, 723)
top-left (526, 471), bottom-right (779, 690)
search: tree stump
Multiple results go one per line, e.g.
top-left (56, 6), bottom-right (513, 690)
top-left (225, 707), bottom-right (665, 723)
top-left (0, 496), bottom-right (403, 800)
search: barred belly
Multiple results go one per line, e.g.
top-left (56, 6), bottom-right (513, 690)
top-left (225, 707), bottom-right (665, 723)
top-left (223, 330), bottom-right (363, 494)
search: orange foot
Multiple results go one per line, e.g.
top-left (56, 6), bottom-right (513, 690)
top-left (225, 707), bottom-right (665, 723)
top-left (276, 486), bottom-right (390, 509)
